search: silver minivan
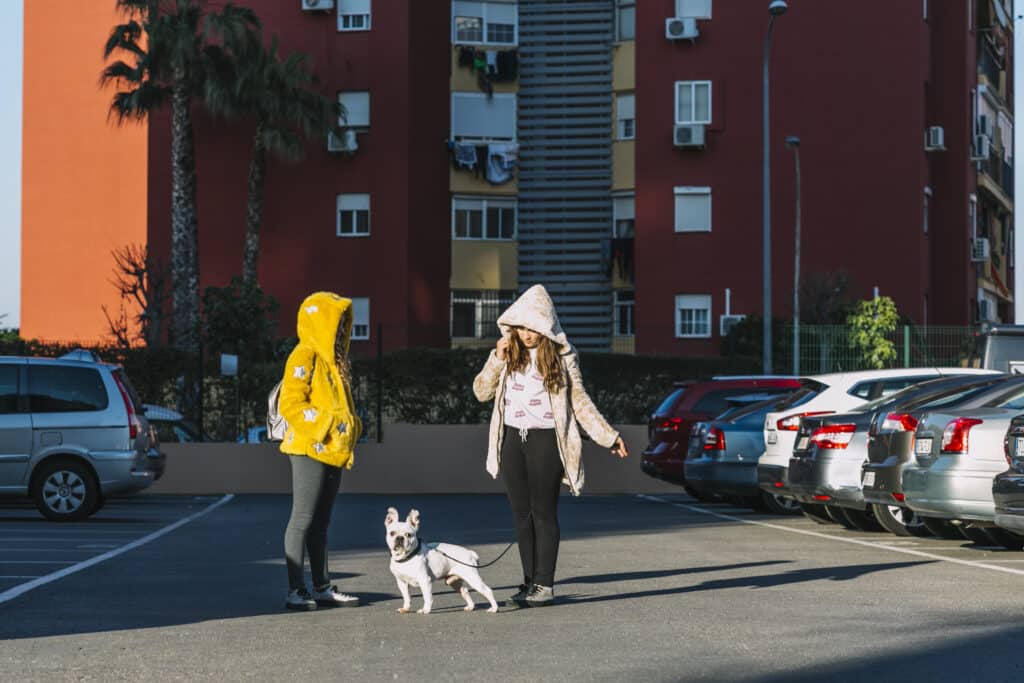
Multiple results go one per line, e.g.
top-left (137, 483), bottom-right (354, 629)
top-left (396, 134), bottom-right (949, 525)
top-left (0, 355), bottom-right (163, 520)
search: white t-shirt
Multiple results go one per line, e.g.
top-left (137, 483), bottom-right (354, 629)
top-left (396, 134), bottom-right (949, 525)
top-left (504, 348), bottom-right (555, 430)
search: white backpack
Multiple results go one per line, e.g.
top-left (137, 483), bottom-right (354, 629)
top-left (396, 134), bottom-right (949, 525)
top-left (266, 354), bottom-right (316, 441)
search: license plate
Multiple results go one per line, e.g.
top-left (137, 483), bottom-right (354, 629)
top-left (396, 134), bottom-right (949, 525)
top-left (862, 471), bottom-right (876, 487)
top-left (796, 436), bottom-right (809, 451)
top-left (1016, 437), bottom-right (1024, 458)
top-left (915, 437), bottom-right (933, 455)
top-left (767, 431), bottom-right (778, 445)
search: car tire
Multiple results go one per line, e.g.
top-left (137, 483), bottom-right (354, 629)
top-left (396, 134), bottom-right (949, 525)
top-left (920, 516), bottom-right (963, 540)
top-left (762, 491), bottom-right (802, 515)
top-left (958, 525), bottom-right (992, 545)
top-left (984, 527), bottom-right (1024, 550)
top-left (826, 505), bottom-right (859, 530)
top-left (799, 502), bottom-right (833, 525)
top-left (872, 503), bottom-right (928, 537)
top-left (839, 506), bottom-right (885, 532)
top-left (31, 458), bottom-right (100, 522)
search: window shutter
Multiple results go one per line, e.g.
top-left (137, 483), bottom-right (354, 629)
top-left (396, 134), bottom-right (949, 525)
top-left (339, 0), bottom-right (371, 13)
top-left (338, 194), bottom-right (370, 212)
top-left (451, 93), bottom-right (516, 140)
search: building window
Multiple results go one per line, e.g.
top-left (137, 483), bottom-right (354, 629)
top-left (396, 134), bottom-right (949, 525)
top-left (613, 194), bottom-right (635, 238)
top-left (337, 194), bottom-right (370, 237)
top-left (338, 0), bottom-right (371, 31)
top-left (616, 0), bottom-right (635, 41)
top-left (677, 0), bottom-right (712, 18)
top-left (923, 186), bottom-right (932, 234)
top-left (453, 197), bottom-right (516, 240)
top-left (451, 290), bottom-right (516, 338)
top-left (451, 92), bottom-right (516, 142)
top-left (675, 81), bottom-right (712, 125)
top-left (350, 297), bottom-right (370, 340)
top-left (674, 187), bottom-right (711, 232)
top-left (339, 91), bottom-right (370, 129)
top-left (616, 93), bottom-right (635, 141)
top-left (452, 1), bottom-right (517, 45)
top-left (613, 290), bottom-right (635, 336)
top-left (676, 294), bottom-right (712, 338)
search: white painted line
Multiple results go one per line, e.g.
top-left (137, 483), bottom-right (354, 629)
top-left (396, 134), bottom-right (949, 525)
top-left (638, 495), bottom-right (1024, 578)
top-left (0, 494), bottom-right (234, 606)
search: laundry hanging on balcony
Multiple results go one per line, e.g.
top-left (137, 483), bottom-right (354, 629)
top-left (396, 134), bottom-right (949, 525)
top-left (456, 46), bottom-right (519, 97)
top-left (485, 143), bottom-right (519, 184)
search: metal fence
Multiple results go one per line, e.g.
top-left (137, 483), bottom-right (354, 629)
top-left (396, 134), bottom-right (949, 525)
top-left (776, 325), bottom-right (981, 374)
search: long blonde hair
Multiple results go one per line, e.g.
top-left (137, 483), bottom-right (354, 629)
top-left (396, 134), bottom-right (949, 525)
top-left (334, 311), bottom-right (352, 387)
top-left (507, 329), bottom-right (564, 393)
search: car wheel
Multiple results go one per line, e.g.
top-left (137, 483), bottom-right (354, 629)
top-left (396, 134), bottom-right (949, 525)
top-left (799, 502), bottom-right (833, 525)
top-left (762, 491), bottom-right (802, 515)
top-left (958, 525), bottom-right (992, 545)
top-left (920, 516), bottom-right (963, 540)
top-left (984, 527), bottom-right (1024, 550)
top-left (871, 503), bottom-right (927, 537)
top-left (32, 459), bottom-right (99, 522)
top-left (840, 507), bottom-right (884, 532)
top-left (826, 505), bottom-right (858, 530)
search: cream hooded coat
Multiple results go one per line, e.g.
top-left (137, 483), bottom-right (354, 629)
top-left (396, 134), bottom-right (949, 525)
top-left (473, 285), bottom-right (619, 495)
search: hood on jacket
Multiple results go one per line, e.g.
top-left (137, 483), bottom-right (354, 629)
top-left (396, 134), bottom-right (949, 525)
top-left (295, 291), bottom-right (353, 361)
top-left (496, 284), bottom-right (570, 353)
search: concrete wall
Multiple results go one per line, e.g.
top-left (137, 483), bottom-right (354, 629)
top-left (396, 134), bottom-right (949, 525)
top-left (148, 424), bottom-right (682, 496)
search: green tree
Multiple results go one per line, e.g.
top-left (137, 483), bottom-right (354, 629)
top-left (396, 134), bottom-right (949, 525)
top-left (847, 296), bottom-right (899, 369)
top-left (201, 276), bottom-right (280, 363)
top-left (100, 0), bottom-right (260, 354)
top-left (204, 33), bottom-right (341, 286)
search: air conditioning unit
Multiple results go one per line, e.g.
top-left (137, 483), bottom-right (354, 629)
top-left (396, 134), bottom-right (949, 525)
top-left (665, 17), bottom-right (699, 40)
top-left (328, 129), bottom-right (358, 153)
top-left (925, 126), bottom-right (945, 151)
top-left (302, 0), bottom-right (334, 10)
top-left (971, 134), bottom-right (991, 161)
top-left (719, 314), bottom-right (745, 337)
top-left (673, 123), bottom-right (706, 148)
top-left (972, 237), bottom-right (991, 262)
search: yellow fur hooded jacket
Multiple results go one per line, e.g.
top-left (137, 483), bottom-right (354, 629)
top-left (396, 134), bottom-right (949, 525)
top-left (278, 292), bottom-right (362, 468)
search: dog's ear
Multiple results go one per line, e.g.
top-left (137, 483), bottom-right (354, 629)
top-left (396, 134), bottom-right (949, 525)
top-left (407, 509), bottom-right (420, 530)
top-left (385, 507), bottom-right (400, 527)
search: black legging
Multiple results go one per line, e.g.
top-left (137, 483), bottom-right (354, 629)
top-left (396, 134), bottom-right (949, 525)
top-left (284, 455), bottom-right (342, 591)
top-left (500, 426), bottom-right (564, 587)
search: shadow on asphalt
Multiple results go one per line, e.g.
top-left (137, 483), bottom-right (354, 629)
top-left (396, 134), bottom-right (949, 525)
top-left (563, 560), bottom-right (791, 584)
top-left (556, 560), bottom-right (935, 607)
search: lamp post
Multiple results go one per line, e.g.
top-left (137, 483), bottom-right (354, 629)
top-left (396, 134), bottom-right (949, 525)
top-left (786, 135), bottom-right (801, 376)
top-left (762, 0), bottom-right (788, 374)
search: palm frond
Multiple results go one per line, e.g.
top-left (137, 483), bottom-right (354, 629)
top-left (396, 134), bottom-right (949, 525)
top-left (103, 21), bottom-right (145, 60)
top-left (99, 60), bottom-right (146, 89)
top-left (107, 82), bottom-right (168, 124)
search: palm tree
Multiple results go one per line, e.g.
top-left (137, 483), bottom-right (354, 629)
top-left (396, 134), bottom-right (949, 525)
top-left (204, 33), bottom-right (341, 286)
top-left (101, 0), bottom-right (259, 353)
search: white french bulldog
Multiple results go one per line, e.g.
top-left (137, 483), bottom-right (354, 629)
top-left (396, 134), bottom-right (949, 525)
top-left (385, 507), bottom-right (499, 614)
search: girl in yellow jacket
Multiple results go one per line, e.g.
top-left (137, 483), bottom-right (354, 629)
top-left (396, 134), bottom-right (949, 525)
top-left (279, 292), bottom-right (362, 611)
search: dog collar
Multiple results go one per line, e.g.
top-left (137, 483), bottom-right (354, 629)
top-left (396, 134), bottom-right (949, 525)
top-left (392, 539), bottom-right (422, 563)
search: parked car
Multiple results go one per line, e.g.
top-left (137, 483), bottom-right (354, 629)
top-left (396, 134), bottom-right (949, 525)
top-left (757, 368), bottom-right (983, 513)
top-left (902, 377), bottom-right (1024, 548)
top-left (685, 392), bottom-right (807, 514)
top-left (993, 414), bottom-right (1024, 536)
top-left (979, 323), bottom-right (1024, 372)
top-left (641, 376), bottom-right (802, 497)
top-left (144, 404), bottom-right (205, 443)
top-left (0, 355), bottom-right (161, 520)
top-left (237, 426), bottom-right (271, 443)
top-left (860, 374), bottom-right (1011, 535)
top-left (787, 373), bottom-right (1005, 533)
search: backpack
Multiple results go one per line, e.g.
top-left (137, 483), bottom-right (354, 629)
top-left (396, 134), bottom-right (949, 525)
top-left (267, 354), bottom-right (316, 442)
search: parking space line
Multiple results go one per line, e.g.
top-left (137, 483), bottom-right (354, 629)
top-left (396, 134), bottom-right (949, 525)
top-left (638, 495), bottom-right (1024, 578)
top-left (0, 494), bottom-right (234, 606)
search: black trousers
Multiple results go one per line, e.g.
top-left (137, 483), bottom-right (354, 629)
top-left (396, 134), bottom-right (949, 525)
top-left (284, 455), bottom-right (342, 591)
top-left (500, 426), bottom-right (564, 587)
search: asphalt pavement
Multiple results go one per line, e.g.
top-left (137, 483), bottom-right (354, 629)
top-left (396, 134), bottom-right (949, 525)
top-left (2, 493), bottom-right (1024, 682)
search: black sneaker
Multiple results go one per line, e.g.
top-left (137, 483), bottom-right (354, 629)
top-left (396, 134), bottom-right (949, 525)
top-left (524, 584), bottom-right (554, 607)
top-left (285, 588), bottom-right (317, 611)
top-left (313, 584), bottom-right (360, 608)
top-left (510, 583), bottom-right (532, 603)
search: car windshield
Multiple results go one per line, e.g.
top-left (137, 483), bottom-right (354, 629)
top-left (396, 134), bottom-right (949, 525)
top-left (771, 381), bottom-right (825, 412)
top-left (654, 388), bottom-right (685, 415)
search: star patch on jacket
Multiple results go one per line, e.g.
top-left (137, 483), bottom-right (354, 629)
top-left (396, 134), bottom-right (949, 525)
top-left (303, 408), bottom-right (318, 422)
top-left (293, 365), bottom-right (307, 379)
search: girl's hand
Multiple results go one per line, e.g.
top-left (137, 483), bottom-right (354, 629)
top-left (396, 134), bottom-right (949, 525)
top-left (495, 337), bottom-right (510, 361)
top-left (611, 436), bottom-right (629, 458)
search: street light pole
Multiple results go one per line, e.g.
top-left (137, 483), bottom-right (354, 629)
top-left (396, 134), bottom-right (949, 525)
top-left (786, 136), bottom-right (801, 376)
top-left (763, 0), bottom-right (788, 375)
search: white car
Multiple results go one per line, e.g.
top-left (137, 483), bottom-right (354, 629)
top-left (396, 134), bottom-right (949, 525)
top-left (756, 368), bottom-right (993, 500)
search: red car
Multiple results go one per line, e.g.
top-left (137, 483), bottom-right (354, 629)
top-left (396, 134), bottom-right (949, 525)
top-left (641, 376), bottom-right (802, 498)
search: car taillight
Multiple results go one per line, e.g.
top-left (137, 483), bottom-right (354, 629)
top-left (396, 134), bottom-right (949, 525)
top-left (703, 427), bottom-right (726, 451)
top-left (113, 374), bottom-right (139, 439)
top-left (656, 417), bottom-right (684, 433)
top-left (809, 424), bottom-right (857, 450)
top-left (881, 413), bottom-right (919, 433)
top-left (940, 418), bottom-right (983, 454)
top-left (776, 411), bottom-right (833, 431)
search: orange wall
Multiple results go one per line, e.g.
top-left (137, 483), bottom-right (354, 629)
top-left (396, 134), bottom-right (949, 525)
top-left (21, 1), bottom-right (147, 343)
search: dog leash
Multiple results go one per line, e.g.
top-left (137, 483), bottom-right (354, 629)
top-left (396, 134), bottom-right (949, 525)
top-left (390, 540), bottom-right (517, 569)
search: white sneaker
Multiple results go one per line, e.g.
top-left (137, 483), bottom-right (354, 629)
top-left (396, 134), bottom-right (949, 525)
top-left (313, 584), bottom-right (360, 608)
top-left (285, 588), bottom-right (316, 611)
